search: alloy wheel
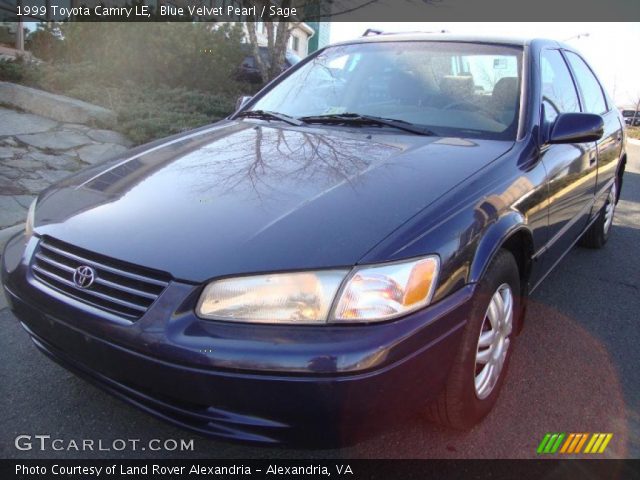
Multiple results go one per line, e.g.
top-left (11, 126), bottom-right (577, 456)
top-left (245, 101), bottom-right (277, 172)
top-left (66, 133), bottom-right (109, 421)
top-left (474, 283), bottom-right (513, 400)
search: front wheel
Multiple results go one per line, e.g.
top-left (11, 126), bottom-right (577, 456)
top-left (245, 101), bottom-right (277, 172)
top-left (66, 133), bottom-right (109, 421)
top-left (427, 249), bottom-right (521, 429)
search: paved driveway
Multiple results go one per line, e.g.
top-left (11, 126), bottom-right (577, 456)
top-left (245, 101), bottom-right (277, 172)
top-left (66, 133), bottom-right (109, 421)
top-left (1, 143), bottom-right (638, 460)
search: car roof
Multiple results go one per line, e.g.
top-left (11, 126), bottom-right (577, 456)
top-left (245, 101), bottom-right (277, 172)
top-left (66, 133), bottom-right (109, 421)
top-left (331, 33), bottom-right (565, 49)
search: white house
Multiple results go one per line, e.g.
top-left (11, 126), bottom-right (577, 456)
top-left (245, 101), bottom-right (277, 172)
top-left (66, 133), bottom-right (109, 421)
top-left (253, 22), bottom-right (315, 57)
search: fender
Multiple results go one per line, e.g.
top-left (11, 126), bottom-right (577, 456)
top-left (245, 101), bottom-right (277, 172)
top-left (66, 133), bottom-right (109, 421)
top-left (469, 210), bottom-right (533, 284)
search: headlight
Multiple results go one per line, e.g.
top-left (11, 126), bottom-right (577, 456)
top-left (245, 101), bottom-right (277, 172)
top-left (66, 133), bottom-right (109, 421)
top-left (333, 256), bottom-right (439, 322)
top-left (25, 198), bottom-right (37, 239)
top-left (196, 255), bottom-right (440, 324)
top-left (196, 271), bottom-right (348, 324)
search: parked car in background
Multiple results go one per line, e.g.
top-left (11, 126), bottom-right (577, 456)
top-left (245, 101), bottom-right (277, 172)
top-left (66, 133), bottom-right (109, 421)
top-left (621, 109), bottom-right (640, 126)
top-left (2, 34), bottom-right (626, 446)
top-left (235, 45), bottom-right (301, 83)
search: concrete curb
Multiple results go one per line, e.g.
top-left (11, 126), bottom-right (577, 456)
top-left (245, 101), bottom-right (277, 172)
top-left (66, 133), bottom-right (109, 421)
top-left (0, 82), bottom-right (116, 127)
top-left (628, 138), bottom-right (640, 146)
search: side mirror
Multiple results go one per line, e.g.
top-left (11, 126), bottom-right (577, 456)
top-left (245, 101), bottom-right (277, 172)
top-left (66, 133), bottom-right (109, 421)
top-left (548, 112), bottom-right (604, 144)
top-left (235, 95), bottom-right (252, 112)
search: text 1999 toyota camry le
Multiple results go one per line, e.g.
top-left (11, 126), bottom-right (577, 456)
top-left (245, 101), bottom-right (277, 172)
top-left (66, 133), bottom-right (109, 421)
top-left (2, 35), bottom-right (627, 445)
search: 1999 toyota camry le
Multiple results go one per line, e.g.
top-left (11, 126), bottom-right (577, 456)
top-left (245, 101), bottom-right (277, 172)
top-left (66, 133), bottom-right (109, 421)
top-left (2, 34), bottom-right (627, 445)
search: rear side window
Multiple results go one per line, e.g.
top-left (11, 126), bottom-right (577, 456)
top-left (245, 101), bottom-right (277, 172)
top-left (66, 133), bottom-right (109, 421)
top-left (563, 51), bottom-right (608, 115)
top-left (540, 49), bottom-right (580, 123)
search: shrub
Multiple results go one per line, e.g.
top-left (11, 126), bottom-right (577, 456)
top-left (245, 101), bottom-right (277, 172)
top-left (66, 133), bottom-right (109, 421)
top-left (3, 22), bottom-right (263, 144)
top-left (0, 58), bottom-right (27, 82)
top-left (104, 85), bottom-right (237, 144)
top-left (54, 22), bottom-right (252, 96)
top-left (26, 24), bottom-right (64, 61)
top-left (20, 60), bottom-right (247, 143)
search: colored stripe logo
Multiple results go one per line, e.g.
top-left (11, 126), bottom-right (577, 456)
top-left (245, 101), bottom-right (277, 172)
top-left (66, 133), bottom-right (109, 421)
top-left (537, 433), bottom-right (612, 454)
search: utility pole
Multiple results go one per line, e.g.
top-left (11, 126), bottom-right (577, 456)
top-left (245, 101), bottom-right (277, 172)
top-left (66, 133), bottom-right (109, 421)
top-left (16, 18), bottom-right (24, 51)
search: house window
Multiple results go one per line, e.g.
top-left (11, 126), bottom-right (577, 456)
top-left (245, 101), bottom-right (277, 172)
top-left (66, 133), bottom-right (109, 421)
top-left (292, 36), bottom-right (300, 53)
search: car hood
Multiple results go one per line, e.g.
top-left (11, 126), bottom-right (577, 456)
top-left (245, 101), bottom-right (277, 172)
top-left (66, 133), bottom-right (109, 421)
top-left (34, 121), bottom-right (513, 282)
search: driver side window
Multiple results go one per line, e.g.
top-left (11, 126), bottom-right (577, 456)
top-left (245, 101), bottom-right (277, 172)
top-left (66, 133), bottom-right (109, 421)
top-left (540, 49), bottom-right (580, 124)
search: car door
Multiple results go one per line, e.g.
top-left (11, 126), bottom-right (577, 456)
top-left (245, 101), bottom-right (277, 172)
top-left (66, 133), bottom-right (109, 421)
top-left (538, 48), bottom-right (598, 267)
top-left (563, 50), bottom-right (623, 210)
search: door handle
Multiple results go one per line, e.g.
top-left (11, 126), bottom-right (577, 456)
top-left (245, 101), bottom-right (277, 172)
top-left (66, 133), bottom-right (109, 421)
top-left (589, 154), bottom-right (597, 165)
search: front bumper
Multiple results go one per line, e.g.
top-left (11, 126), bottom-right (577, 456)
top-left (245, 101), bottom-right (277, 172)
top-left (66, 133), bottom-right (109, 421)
top-left (2, 233), bottom-right (472, 446)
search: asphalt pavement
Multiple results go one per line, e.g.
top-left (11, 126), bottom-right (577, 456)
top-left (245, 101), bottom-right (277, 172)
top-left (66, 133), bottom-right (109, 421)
top-left (1, 143), bottom-right (639, 460)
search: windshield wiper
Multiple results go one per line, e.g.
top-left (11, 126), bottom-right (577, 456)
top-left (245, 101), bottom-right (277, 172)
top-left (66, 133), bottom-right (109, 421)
top-left (236, 110), bottom-right (305, 126)
top-left (299, 113), bottom-right (435, 136)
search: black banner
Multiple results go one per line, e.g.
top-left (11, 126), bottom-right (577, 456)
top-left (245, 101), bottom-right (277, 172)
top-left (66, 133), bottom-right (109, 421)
top-left (3, 460), bottom-right (640, 480)
top-left (1, 0), bottom-right (639, 22)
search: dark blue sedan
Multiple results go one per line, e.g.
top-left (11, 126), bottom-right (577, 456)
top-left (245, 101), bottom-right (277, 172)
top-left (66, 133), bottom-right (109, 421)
top-left (1, 34), bottom-right (627, 445)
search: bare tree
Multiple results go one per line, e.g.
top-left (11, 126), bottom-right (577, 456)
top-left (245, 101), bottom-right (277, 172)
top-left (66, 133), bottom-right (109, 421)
top-left (245, 4), bottom-right (294, 83)
top-left (242, 0), bottom-right (448, 83)
top-left (175, 125), bottom-right (398, 202)
top-left (242, 0), bottom-right (381, 83)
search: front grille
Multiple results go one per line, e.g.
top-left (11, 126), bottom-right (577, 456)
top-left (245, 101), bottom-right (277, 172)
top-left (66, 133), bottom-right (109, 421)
top-left (31, 236), bottom-right (170, 320)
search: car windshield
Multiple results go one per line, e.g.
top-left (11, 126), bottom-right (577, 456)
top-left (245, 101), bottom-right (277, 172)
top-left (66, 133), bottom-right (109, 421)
top-left (250, 41), bottom-right (523, 140)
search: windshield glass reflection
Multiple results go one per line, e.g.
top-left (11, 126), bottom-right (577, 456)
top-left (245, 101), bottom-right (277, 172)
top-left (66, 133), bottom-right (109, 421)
top-left (251, 41), bottom-right (523, 140)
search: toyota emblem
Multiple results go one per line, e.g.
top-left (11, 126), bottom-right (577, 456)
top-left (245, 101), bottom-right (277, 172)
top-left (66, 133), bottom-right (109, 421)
top-left (73, 265), bottom-right (96, 289)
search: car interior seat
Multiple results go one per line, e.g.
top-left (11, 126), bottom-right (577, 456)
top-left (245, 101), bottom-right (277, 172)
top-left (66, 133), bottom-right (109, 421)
top-left (490, 77), bottom-right (519, 125)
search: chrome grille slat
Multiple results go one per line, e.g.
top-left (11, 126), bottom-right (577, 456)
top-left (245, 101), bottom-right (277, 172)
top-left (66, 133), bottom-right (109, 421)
top-left (32, 264), bottom-right (148, 312)
top-left (39, 242), bottom-right (169, 287)
top-left (31, 237), bottom-right (171, 320)
top-left (93, 276), bottom-right (158, 300)
top-left (36, 251), bottom-right (158, 300)
top-left (35, 252), bottom-right (75, 273)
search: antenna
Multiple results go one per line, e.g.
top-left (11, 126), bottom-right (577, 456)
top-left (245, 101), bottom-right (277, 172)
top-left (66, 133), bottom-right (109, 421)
top-left (362, 28), bottom-right (383, 37)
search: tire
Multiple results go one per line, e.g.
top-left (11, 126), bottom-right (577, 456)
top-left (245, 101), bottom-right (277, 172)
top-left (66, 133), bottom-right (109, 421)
top-left (580, 179), bottom-right (617, 249)
top-left (427, 249), bottom-right (520, 429)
